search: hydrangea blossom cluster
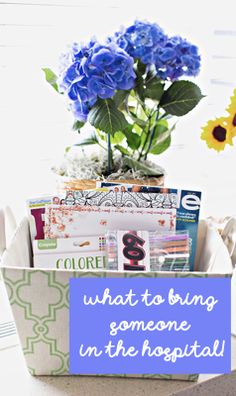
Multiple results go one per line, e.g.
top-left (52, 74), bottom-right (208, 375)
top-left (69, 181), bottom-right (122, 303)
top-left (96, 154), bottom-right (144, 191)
top-left (111, 20), bottom-right (167, 65)
top-left (57, 20), bottom-right (201, 122)
top-left (113, 20), bottom-right (201, 81)
top-left (58, 40), bottom-right (136, 122)
top-left (154, 36), bottom-right (201, 80)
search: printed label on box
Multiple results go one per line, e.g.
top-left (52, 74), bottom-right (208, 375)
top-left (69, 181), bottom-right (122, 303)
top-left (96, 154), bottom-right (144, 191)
top-left (34, 251), bottom-right (107, 270)
top-left (33, 236), bottom-right (106, 254)
top-left (70, 278), bottom-right (231, 375)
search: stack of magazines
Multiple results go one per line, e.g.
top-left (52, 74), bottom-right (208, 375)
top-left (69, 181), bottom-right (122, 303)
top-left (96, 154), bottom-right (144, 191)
top-left (27, 182), bottom-right (201, 272)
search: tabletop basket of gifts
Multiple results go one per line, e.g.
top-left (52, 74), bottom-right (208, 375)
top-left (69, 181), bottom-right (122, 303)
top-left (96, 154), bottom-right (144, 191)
top-left (0, 180), bottom-right (233, 379)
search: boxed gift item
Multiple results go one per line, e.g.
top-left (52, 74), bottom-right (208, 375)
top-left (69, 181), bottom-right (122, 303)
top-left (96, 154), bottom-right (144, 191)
top-left (44, 205), bottom-right (176, 239)
top-left (33, 236), bottom-right (107, 270)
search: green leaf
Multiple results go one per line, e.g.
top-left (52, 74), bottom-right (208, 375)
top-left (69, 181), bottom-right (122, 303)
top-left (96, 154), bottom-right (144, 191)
top-left (123, 127), bottom-right (141, 150)
top-left (137, 60), bottom-right (146, 75)
top-left (113, 90), bottom-right (129, 108)
top-left (140, 130), bottom-right (148, 148)
top-left (115, 145), bottom-right (130, 156)
top-left (152, 121), bottom-right (169, 138)
top-left (139, 120), bottom-right (167, 151)
top-left (159, 81), bottom-right (204, 116)
top-left (152, 117), bottom-right (168, 130)
top-left (129, 110), bottom-right (147, 128)
top-left (135, 74), bottom-right (145, 102)
top-left (88, 99), bottom-right (129, 136)
top-left (65, 146), bottom-right (71, 153)
top-left (145, 77), bottom-right (164, 101)
top-left (149, 123), bottom-right (176, 155)
top-left (96, 129), bottom-right (106, 141)
top-left (132, 123), bottom-right (142, 134)
top-left (72, 120), bottom-right (85, 133)
top-left (74, 133), bottom-right (99, 147)
top-left (110, 131), bottom-right (125, 144)
top-left (150, 136), bottom-right (171, 154)
top-left (123, 156), bottom-right (164, 176)
top-left (42, 68), bottom-right (59, 92)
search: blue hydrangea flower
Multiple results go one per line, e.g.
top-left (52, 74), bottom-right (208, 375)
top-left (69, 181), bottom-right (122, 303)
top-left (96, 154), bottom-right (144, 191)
top-left (112, 20), bottom-right (167, 65)
top-left (112, 20), bottom-right (201, 81)
top-left (58, 40), bottom-right (136, 122)
top-left (154, 36), bottom-right (201, 80)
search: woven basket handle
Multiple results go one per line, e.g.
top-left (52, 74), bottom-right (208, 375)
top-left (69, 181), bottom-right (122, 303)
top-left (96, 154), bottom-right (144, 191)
top-left (0, 207), bottom-right (17, 256)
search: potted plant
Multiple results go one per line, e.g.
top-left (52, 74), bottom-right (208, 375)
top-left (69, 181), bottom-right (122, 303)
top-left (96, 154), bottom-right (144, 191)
top-left (43, 20), bottom-right (203, 190)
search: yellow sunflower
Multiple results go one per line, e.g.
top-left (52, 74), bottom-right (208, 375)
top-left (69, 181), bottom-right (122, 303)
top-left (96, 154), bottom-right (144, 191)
top-left (226, 88), bottom-right (236, 136)
top-left (201, 117), bottom-right (234, 152)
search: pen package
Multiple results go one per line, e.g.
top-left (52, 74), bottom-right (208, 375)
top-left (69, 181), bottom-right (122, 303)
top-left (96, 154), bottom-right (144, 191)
top-left (106, 230), bottom-right (190, 272)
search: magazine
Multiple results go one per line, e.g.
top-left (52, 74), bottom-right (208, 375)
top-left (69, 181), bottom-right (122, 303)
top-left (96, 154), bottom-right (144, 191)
top-left (95, 182), bottom-right (202, 271)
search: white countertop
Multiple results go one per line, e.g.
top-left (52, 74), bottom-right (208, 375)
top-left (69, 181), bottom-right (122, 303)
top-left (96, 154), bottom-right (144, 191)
top-left (0, 340), bottom-right (236, 396)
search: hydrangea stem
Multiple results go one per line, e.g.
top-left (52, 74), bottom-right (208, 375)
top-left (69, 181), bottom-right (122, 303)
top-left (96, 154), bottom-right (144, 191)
top-left (138, 130), bottom-right (149, 161)
top-left (144, 109), bottom-right (159, 160)
top-left (138, 110), bottom-right (155, 161)
top-left (107, 131), bottom-right (112, 175)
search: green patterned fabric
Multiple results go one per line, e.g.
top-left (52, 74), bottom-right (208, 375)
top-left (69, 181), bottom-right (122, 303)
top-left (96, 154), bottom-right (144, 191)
top-left (0, 268), bottom-right (230, 380)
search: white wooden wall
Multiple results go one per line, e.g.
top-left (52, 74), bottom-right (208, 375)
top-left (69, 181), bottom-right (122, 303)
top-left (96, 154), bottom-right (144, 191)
top-left (1, 0), bottom-right (236, 220)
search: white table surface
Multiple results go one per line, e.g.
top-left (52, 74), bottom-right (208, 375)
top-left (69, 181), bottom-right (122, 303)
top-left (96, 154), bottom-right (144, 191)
top-left (0, 339), bottom-right (235, 396)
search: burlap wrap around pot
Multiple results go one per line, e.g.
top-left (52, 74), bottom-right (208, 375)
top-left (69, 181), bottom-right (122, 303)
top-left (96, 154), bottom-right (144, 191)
top-left (56, 175), bottom-right (165, 191)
